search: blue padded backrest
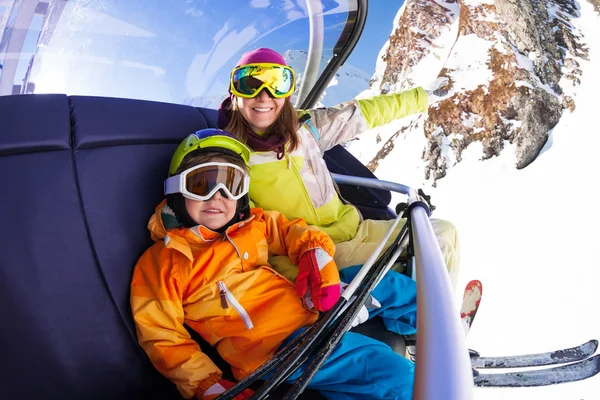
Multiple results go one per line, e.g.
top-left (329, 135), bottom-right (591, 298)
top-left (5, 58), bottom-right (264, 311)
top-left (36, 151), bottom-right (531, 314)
top-left (0, 94), bottom-right (71, 155)
top-left (0, 94), bottom-right (214, 399)
top-left (0, 93), bottom-right (393, 399)
top-left (70, 96), bottom-right (212, 340)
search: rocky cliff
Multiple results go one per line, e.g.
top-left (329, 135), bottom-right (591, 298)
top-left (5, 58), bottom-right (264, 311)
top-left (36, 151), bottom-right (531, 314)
top-left (363, 0), bottom-right (591, 183)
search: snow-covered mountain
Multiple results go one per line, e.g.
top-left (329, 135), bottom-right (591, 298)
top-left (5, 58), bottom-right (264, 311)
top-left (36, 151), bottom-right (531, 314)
top-left (346, 0), bottom-right (592, 186)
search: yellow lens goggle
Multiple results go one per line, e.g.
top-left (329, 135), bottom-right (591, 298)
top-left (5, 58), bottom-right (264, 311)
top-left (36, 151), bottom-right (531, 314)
top-left (230, 63), bottom-right (295, 99)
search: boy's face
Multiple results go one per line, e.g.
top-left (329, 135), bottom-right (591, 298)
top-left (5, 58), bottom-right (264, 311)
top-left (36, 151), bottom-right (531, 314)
top-left (185, 190), bottom-right (237, 230)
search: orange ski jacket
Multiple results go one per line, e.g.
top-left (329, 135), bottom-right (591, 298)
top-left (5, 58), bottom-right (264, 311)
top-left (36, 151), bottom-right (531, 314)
top-left (131, 201), bottom-right (339, 399)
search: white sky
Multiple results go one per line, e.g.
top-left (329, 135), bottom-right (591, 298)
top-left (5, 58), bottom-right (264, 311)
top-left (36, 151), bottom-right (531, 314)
top-left (344, 1), bottom-right (600, 397)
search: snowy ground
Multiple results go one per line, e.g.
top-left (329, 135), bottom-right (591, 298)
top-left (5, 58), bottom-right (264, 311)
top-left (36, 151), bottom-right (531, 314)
top-left (345, 1), bottom-right (600, 398)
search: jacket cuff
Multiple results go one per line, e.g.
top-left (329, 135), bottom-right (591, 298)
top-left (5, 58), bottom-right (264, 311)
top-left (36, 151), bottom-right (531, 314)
top-left (195, 371), bottom-right (223, 398)
top-left (299, 243), bottom-right (334, 260)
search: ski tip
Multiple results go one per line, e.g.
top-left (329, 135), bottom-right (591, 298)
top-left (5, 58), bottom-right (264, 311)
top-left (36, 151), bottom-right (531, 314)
top-left (464, 280), bottom-right (483, 298)
top-left (566, 339), bottom-right (599, 357)
top-left (465, 280), bottom-right (482, 292)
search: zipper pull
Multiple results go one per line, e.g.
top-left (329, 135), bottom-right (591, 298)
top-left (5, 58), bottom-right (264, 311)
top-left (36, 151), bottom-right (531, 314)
top-left (218, 281), bottom-right (228, 309)
top-left (287, 154), bottom-right (292, 169)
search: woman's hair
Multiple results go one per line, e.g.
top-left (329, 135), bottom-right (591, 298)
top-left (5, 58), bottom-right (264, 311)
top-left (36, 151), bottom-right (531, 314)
top-left (175, 149), bottom-right (248, 175)
top-left (224, 97), bottom-right (301, 152)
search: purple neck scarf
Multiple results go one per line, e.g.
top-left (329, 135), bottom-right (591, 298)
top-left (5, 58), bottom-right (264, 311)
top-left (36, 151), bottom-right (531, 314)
top-left (217, 97), bottom-right (288, 160)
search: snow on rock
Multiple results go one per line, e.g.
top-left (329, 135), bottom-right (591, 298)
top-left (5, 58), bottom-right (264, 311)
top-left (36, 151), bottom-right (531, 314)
top-left (347, 0), bottom-right (590, 186)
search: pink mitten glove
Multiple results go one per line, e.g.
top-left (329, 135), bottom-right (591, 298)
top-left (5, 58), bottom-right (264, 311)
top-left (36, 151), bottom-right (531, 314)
top-left (296, 248), bottom-right (340, 311)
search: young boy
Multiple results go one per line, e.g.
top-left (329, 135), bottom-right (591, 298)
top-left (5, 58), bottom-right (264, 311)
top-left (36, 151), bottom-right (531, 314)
top-left (131, 129), bottom-right (416, 400)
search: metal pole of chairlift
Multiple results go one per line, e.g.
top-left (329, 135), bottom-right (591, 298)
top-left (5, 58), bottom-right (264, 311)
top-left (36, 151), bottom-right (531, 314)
top-left (294, 0), bottom-right (324, 108)
top-left (299, 0), bottom-right (367, 110)
top-left (331, 173), bottom-right (474, 400)
top-left (410, 202), bottom-right (473, 400)
top-left (0, 3), bottom-right (11, 43)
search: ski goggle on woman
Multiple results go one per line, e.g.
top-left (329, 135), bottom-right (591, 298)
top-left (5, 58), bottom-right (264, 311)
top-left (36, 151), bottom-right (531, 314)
top-left (164, 162), bottom-right (250, 201)
top-left (230, 63), bottom-right (295, 98)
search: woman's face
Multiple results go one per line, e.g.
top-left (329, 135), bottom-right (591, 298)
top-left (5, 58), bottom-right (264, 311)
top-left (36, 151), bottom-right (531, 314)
top-left (236, 89), bottom-right (286, 133)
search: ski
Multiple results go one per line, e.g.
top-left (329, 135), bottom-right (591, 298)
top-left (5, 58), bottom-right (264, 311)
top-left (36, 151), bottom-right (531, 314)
top-left (471, 339), bottom-right (598, 369)
top-left (473, 354), bottom-right (600, 387)
top-left (461, 279), bottom-right (482, 336)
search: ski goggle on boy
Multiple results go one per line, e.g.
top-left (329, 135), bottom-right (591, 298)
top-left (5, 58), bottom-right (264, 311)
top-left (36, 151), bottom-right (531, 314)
top-left (230, 63), bottom-right (296, 98)
top-left (164, 162), bottom-right (250, 201)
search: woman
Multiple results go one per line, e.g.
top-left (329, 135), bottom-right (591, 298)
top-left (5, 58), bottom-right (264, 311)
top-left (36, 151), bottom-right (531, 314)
top-left (217, 47), bottom-right (459, 288)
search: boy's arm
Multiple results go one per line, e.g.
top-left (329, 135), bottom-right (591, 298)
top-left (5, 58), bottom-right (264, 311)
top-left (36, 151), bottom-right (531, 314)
top-left (262, 210), bottom-right (340, 311)
top-left (131, 245), bottom-right (221, 399)
top-left (261, 209), bottom-right (335, 264)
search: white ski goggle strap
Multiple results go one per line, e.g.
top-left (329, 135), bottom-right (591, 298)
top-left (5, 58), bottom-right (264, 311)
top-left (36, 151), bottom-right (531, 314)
top-left (164, 162), bottom-right (250, 201)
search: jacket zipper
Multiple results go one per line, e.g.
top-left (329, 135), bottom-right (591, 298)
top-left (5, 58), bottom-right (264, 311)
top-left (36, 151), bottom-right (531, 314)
top-left (303, 125), bottom-right (327, 202)
top-left (307, 159), bottom-right (327, 201)
top-left (217, 281), bottom-right (254, 330)
top-left (285, 153), bottom-right (320, 224)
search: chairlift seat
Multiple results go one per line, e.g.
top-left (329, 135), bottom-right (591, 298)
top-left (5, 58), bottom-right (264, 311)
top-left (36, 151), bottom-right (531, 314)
top-left (0, 94), bottom-right (401, 399)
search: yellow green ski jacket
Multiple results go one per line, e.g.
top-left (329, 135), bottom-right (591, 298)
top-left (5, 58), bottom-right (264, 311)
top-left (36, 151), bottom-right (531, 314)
top-left (248, 88), bottom-right (428, 243)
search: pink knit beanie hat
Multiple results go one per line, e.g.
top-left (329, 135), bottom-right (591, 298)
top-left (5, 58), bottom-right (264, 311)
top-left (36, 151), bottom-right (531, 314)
top-left (235, 48), bottom-right (287, 66)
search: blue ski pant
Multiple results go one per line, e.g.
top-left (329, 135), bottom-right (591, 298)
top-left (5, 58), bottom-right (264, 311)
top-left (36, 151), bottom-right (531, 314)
top-left (339, 265), bottom-right (417, 336)
top-left (276, 330), bottom-right (414, 400)
top-left (264, 266), bottom-right (417, 399)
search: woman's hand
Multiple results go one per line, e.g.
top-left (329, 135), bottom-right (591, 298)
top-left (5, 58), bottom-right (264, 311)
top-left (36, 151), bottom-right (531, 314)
top-left (425, 77), bottom-right (451, 102)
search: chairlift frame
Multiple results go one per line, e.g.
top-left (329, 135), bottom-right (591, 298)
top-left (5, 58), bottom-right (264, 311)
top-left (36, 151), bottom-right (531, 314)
top-left (294, 0), bottom-right (476, 396)
top-left (217, 173), bottom-right (474, 399)
top-left (0, 0), bottom-right (474, 398)
top-left (297, 0), bottom-right (368, 109)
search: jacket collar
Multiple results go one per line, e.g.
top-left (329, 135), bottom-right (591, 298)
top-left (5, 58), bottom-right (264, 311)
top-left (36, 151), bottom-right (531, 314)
top-left (161, 213), bottom-right (257, 261)
top-left (188, 214), bottom-right (256, 241)
top-left (149, 199), bottom-right (256, 260)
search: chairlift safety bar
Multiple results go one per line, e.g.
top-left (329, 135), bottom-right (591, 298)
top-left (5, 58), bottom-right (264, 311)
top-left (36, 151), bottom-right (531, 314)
top-left (331, 173), bottom-right (474, 400)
